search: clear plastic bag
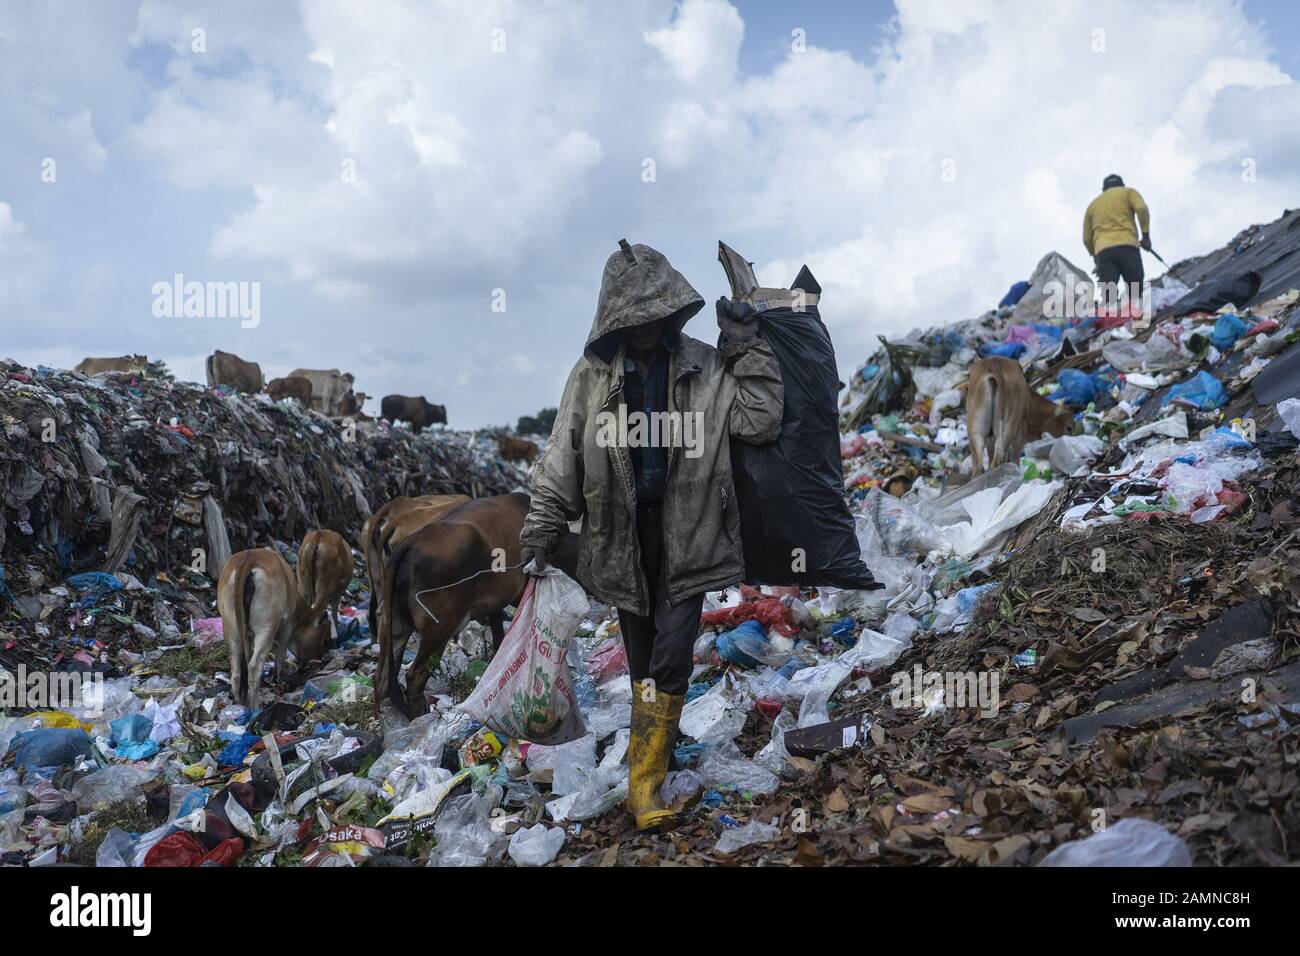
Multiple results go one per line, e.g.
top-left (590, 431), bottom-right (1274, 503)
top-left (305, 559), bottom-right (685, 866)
top-left (95, 827), bottom-right (138, 867)
top-left (429, 791), bottom-right (505, 867)
top-left (546, 764), bottom-right (628, 823)
top-left (699, 740), bottom-right (779, 797)
top-left (716, 819), bottom-right (781, 855)
top-left (551, 734), bottom-right (598, 796)
top-left (71, 764), bottom-right (155, 811)
top-left (508, 823), bottom-right (565, 867)
top-left (660, 769), bottom-right (703, 804)
top-left (1048, 435), bottom-right (1106, 477)
top-left (1040, 818), bottom-right (1191, 867)
top-left (860, 487), bottom-right (941, 558)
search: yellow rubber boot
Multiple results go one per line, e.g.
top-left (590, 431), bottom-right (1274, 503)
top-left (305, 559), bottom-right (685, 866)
top-left (626, 681), bottom-right (685, 831)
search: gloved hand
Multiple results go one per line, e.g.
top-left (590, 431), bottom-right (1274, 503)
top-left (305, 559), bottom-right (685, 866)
top-left (521, 547), bottom-right (549, 575)
top-left (716, 297), bottom-right (760, 361)
top-left (1140, 234), bottom-right (1152, 252)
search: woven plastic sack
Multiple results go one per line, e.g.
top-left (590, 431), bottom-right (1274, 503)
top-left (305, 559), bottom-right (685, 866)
top-left (460, 569), bottom-right (588, 745)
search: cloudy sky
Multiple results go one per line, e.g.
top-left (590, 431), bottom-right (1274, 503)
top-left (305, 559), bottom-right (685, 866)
top-left (3, 0), bottom-right (1299, 427)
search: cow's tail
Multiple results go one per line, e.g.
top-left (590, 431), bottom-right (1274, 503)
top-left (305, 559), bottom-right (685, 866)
top-left (362, 517), bottom-right (382, 636)
top-left (296, 536), bottom-right (326, 617)
top-left (205, 354), bottom-right (215, 388)
top-left (220, 562), bottom-right (254, 700)
top-left (377, 535), bottom-right (408, 716)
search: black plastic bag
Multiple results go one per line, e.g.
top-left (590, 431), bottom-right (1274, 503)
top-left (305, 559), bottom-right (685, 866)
top-left (1168, 271), bottom-right (1261, 317)
top-left (717, 243), bottom-right (880, 590)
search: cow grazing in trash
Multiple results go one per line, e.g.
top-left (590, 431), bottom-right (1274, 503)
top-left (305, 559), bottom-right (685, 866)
top-left (360, 494), bottom-right (470, 643)
top-left (290, 368), bottom-right (355, 417)
top-left (295, 529), bottom-right (354, 646)
top-left (376, 493), bottom-right (578, 717)
top-left (497, 434), bottom-right (540, 463)
top-left (965, 356), bottom-right (1074, 475)
top-left (218, 549), bottom-right (329, 707)
top-left (75, 355), bottom-right (148, 376)
top-left (267, 375), bottom-right (313, 406)
top-left (380, 394), bottom-right (446, 434)
top-left (206, 350), bottom-right (265, 394)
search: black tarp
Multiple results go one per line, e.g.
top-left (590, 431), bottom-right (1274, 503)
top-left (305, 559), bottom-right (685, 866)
top-left (717, 243), bottom-right (879, 590)
top-left (1168, 270), bottom-right (1262, 317)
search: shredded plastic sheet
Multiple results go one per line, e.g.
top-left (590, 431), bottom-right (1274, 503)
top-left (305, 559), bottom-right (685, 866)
top-left (931, 479), bottom-right (1062, 561)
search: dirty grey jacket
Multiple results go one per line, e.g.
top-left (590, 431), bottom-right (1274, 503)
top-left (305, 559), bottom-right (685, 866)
top-left (521, 243), bottom-right (784, 616)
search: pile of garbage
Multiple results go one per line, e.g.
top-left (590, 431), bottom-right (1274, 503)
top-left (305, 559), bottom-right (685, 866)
top-left (5, 211), bottom-right (1300, 868)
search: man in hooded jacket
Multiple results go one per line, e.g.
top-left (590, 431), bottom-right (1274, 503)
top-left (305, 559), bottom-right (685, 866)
top-left (520, 240), bottom-right (784, 830)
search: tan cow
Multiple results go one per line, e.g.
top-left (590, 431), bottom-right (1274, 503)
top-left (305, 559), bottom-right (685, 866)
top-left (289, 368), bottom-right (355, 416)
top-left (217, 549), bottom-right (328, 707)
top-left (965, 357), bottom-right (1075, 475)
top-left (360, 494), bottom-right (470, 645)
top-left (267, 375), bottom-right (313, 406)
top-left (206, 350), bottom-right (264, 393)
top-left (75, 355), bottom-right (148, 376)
top-left (496, 435), bottom-right (539, 463)
top-left (296, 529), bottom-right (354, 655)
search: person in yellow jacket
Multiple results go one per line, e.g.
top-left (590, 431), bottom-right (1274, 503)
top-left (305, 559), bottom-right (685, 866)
top-left (1083, 174), bottom-right (1150, 294)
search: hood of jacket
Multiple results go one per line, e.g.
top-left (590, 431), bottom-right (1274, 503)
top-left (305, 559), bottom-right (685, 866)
top-left (584, 240), bottom-right (704, 366)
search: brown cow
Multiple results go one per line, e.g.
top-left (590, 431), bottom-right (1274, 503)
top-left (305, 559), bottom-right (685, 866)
top-left (380, 395), bottom-right (446, 435)
top-left (267, 375), bottom-right (313, 406)
top-left (75, 355), bottom-right (148, 376)
top-left (296, 530), bottom-right (354, 653)
top-left (497, 434), bottom-right (539, 462)
top-left (377, 493), bottom-right (578, 717)
top-left (360, 494), bottom-right (470, 641)
top-left (217, 548), bottom-right (328, 707)
top-left (965, 356), bottom-right (1075, 475)
top-left (206, 350), bottom-right (264, 393)
top-left (337, 390), bottom-right (367, 419)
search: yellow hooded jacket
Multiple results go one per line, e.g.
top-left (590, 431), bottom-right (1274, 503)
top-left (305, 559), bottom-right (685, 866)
top-left (1083, 186), bottom-right (1149, 257)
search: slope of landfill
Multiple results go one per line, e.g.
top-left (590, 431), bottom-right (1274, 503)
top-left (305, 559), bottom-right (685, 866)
top-left (4, 209), bottom-right (1300, 869)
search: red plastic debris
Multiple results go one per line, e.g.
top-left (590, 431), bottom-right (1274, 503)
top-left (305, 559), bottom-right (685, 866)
top-left (700, 597), bottom-right (799, 637)
top-left (144, 832), bottom-right (207, 867)
top-left (198, 837), bottom-right (245, 867)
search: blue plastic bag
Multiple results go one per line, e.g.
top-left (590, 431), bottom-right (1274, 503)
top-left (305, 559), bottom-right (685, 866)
top-left (66, 571), bottom-right (124, 609)
top-left (999, 280), bottom-right (1031, 308)
top-left (715, 619), bottom-right (769, 668)
top-left (980, 341), bottom-right (1026, 359)
top-left (1051, 368), bottom-right (1097, 406)
top-left (6, 727), bottom-right (94, 770)
top-left (110, 713), bottom-right (159, 760)
top-left (215, 732), bottom-right (260, 767)
top-left (1162, 370), bottom-right (1228, 411)
top-left (957, 582), bottom-right (999, 614)
top-left (1210, 313), bottom-right (1250, 350)
top-left (829, 618), bottom-right (857, 645)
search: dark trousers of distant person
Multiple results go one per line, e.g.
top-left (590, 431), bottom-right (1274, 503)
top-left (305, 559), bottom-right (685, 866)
top-left (1095, 244), bottom-right (1145, 303)
top-left (616, 503), bottom-right (704, 698)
